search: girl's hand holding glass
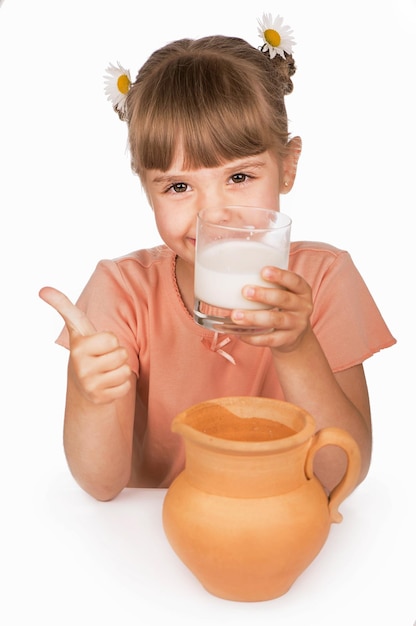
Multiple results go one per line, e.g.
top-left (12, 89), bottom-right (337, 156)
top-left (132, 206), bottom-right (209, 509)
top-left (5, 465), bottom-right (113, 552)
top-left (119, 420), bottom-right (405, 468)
top-left (231, 265), bottom-right (314, 352)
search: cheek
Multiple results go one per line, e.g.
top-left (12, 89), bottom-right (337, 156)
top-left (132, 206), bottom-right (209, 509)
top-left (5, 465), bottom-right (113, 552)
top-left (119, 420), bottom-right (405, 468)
top-left (153, 208), bottom-right (187, 242)
top-left (248, 189), bottom-right (280, 211)
top-left (265, 177), bottom-right (282, 209)
top-left (263, 192), bottom-right (280, 211)
top-left (153, 211), bottom-right (171, 238)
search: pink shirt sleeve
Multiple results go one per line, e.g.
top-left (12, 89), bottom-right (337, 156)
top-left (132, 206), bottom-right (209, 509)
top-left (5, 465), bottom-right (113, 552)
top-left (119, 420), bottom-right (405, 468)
top-left (306, 249), bottom-right (396, 372)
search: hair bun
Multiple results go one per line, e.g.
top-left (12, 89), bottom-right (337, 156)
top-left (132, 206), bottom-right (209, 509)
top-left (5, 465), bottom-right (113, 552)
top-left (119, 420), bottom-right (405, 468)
top-left (260, 48), bottom-right (296, 96)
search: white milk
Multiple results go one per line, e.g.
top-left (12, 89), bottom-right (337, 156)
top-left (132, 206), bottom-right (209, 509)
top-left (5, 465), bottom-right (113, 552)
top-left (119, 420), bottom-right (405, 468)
top-left (195, 239), bottom-right (289, 310)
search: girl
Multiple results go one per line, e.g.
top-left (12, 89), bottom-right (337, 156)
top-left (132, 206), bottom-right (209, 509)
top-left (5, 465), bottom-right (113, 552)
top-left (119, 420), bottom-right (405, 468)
top-left (39, 15), bottom-right (396, 501)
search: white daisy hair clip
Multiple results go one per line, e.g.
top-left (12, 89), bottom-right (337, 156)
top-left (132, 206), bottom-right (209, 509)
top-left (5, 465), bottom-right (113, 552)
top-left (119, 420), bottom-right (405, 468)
top-left (104, 62), bottom-right (132, 118)
top-left (104, 16), bottom-right (294, 118)
top-left (257, 13), bottom-right (295, 59)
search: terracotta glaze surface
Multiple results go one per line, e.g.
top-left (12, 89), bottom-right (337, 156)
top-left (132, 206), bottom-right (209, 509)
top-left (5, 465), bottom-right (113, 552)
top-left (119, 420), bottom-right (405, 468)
top-left (162, 397), bottom-right (361, 602)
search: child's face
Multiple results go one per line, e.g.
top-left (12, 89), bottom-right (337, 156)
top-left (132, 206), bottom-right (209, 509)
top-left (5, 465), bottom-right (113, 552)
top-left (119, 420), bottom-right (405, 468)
top-left (143, 149), bottom-right (285, 267)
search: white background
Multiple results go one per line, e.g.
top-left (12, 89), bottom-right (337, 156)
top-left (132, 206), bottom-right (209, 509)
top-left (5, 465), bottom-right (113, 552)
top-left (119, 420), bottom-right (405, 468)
top-left (0, 1), bottom-right (414, 624)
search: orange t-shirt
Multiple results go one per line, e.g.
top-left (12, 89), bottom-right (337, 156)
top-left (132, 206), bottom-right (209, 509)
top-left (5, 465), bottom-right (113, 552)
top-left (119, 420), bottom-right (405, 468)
top-left (57, 242), bottom-right (396, 487)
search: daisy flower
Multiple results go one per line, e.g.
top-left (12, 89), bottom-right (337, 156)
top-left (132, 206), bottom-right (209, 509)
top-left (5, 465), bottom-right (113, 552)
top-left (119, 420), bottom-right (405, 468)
top-left (104, 62), bottom-right (131, 116)
top-left (257, 13), bottom-right (295, 59)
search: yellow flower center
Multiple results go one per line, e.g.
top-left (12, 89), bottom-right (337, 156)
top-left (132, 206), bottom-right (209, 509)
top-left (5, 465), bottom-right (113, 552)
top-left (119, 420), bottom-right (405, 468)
top-left (117, 74), bottom-right (131, 95)
top-left (264, 28), bottom-right (281, 48)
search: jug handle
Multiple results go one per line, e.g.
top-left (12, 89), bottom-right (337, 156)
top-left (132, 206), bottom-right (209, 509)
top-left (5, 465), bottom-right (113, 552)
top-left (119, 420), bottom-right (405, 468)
top-left (305, 427), bottom-right (361, 523)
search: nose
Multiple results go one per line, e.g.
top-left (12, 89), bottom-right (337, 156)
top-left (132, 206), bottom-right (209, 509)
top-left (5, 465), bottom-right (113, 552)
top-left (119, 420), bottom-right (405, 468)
top-left (195, 185), bottom-right (230, 214)
top-left (199, 207), bottom-right (234, 226)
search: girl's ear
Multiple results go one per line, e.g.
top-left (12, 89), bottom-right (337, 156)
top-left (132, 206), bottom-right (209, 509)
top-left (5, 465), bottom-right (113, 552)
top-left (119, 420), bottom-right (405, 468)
top-left (280, 136), bottom-right (302, 194)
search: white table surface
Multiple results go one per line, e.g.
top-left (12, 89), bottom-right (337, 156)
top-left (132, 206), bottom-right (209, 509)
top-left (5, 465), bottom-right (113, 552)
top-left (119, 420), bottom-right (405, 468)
top-left (2, 464), bottom-right (413, 626)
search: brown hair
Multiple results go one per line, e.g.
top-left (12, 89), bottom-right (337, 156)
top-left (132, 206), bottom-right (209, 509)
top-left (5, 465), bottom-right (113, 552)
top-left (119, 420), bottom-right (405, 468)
top-left (125, 36), bottom-right (296, 178)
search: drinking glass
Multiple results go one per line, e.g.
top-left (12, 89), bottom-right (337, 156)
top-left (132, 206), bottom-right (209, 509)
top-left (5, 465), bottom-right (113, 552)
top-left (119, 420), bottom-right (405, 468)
top-left (194, 206), bottom-right (292, 334)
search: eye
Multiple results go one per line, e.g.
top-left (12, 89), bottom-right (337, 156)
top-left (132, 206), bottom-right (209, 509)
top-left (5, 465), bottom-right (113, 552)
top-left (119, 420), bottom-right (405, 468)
top-left (169, 182), bottom-right (188, 193)
top-left (230, 172), bottom-right (249, 184)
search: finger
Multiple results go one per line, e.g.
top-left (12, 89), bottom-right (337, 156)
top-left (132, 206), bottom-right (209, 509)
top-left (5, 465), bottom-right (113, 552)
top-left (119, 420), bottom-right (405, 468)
top-left (231, 306), bottom-right (287, 331)
top-left (262, 266), bottom-right (308, 295)
top-left (39, 286), bottom-right (96, 336)
top-left (242, 285), bottom-right (291, 309)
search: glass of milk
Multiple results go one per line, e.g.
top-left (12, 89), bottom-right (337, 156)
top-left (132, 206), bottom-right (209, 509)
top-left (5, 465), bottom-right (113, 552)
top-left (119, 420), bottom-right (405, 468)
top-left (194, 206), bottom-right (292, 334)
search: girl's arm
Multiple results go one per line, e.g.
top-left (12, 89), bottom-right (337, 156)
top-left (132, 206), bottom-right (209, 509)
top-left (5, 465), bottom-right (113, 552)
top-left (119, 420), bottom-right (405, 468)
top-left (40, 287), bottom-right (136, 501)
top-left (63, 366), bottom-right (137, 501)
top-left (231, 266), bottom-right (372, 493)
top-left (269, 328), bottom-right (371, 491)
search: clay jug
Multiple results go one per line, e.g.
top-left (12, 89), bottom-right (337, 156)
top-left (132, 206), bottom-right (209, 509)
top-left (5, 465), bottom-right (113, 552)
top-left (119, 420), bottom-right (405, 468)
top-left (162, 396), bottom-right (361, 602)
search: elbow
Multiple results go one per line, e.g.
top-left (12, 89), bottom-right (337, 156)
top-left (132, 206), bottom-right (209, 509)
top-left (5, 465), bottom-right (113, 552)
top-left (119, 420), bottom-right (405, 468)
top-left (70, 469), bottom-right (131, 502)
top-left (314, 429), bottom-right (372, 495)
top-left (356, 431), bottom-right (372, 487)
top-left (89, 487), bottom-right (123, 502)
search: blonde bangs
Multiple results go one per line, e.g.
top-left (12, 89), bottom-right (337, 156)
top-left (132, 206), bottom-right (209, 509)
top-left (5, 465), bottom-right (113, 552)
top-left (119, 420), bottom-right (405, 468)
top-left (127, 38), bottom-right (290, 175)
top-left (134, 102), bottom-right (274, 173)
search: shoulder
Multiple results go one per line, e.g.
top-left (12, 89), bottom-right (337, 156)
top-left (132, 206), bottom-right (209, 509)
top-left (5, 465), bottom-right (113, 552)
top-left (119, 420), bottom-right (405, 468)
top-left (94, 245), bottom-right (174, 283)
top-left (289, 241), bottom-right (353, 279)
top-left (113, 245), bottom-right (172, 269)
top-left (78, 245), bottom-right (175, 305)
top-left (289, 241), bottom-right (366, 303)
top-left (290, 240), bottom-right (347, 260)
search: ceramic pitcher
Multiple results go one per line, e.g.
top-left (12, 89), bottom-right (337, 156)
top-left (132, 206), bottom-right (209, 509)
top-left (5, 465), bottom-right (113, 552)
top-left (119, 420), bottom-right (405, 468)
top-left (162, 396), bottom-right (361, 602)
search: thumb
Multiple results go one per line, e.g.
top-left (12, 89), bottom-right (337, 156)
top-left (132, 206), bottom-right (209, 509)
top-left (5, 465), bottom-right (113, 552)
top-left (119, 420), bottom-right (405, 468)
top-left (39, 286), bottom-right (96, 337)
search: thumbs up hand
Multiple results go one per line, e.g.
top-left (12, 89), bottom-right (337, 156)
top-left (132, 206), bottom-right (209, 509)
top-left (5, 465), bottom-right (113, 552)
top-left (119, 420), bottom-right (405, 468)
top-left (39, 287), bottom-right (132, 404)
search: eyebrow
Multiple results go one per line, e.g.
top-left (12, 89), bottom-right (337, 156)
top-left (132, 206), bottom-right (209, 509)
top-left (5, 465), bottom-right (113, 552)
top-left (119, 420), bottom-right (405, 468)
top-left (223, 158), bottom-right (267, 174)
top-left (150, 173), bottom-right (185, 185)
top-left (149, 158), bottom-right (267, 185)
